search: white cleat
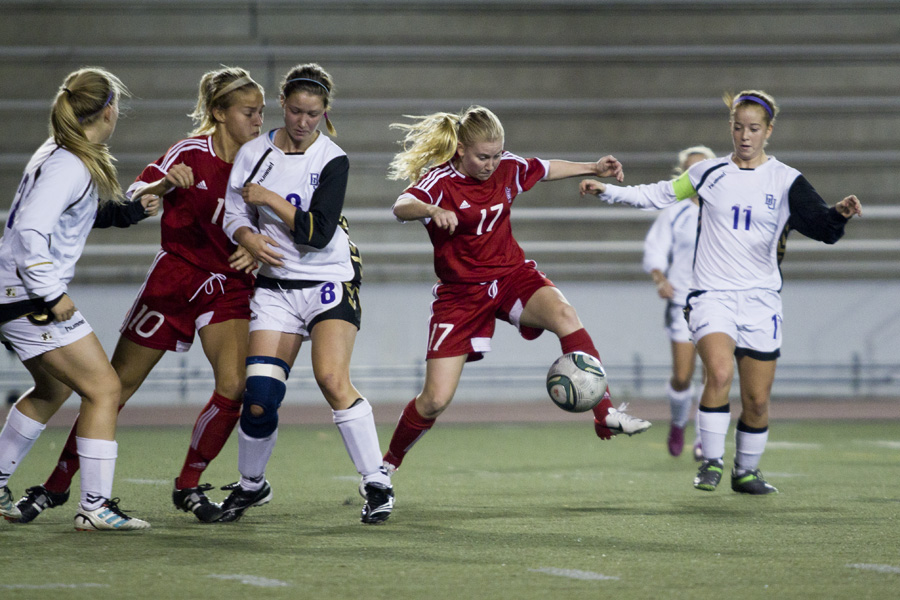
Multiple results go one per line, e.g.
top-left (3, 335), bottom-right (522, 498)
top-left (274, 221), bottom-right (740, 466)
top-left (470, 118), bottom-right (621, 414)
top-left (600, 402), bottom-right (652, 437)
top-left (1, 486), bottom-right (22, 521)
top-left (74, 498), bottom-right (150, 531)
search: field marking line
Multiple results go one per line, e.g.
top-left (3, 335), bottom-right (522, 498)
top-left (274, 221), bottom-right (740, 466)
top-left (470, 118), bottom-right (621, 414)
top-left (0, 583), bottom-right (109, 590)
top-left (766, 442), bottom-right (822, 450)
top-left (529, 567), bottom-right (620, 581)
top-left (858, 441), bottom-right (900, 450)
top-left (846, 564), bottom-right (900, 574)
top-left (121, 478), bottom-right (170, 485)
top-left (207, 574), bottom-right (290, 587)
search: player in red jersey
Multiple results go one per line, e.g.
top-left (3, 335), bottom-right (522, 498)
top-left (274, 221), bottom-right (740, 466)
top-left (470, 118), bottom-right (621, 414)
top-left (14, 67), bottom-right (265, 523)
top-left (380, 106), bottom-right (652, 477)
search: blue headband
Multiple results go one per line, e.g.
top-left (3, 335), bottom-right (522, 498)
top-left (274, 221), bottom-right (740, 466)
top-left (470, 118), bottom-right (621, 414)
top-left (77, 90), bottom-right (114, 123)
top-left (734, 95), bottom-right (773, 118)
top-left (285, 77), bottom-right (329, 94)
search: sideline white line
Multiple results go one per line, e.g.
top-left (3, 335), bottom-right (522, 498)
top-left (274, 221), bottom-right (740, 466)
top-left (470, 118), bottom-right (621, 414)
top-left (529, 567), bottom-right (620, 581)
top-left (0, 584), bottom-right (109, 590)
top-left (847, 564), bottom-right (900, 574)
top-left (766, 442), bottom-right (822, 450)
top-left (861, 441), bottom-right (900, 450)
top-left (207, 574), bottom-right (290, 588)
top-left (121, 479), bottom-right (169, 485)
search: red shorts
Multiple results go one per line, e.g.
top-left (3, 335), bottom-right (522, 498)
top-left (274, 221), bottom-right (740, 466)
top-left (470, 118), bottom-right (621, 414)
top-left (119, 251), bottom-right (253, 352)
top-left (426, 261), bottom-right (554, 362)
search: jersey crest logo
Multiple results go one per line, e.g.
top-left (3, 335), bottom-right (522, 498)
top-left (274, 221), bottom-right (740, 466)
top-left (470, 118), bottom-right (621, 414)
top-left (310, 173), bottom-right (319, 188)
top-left (5, 287), bottom-right (14, 297)
top-left (459, 201), bottom-right (471, 209)
top-left (765, 194), bottom-right (776, 209)
top-left (505, 187), bottom-right (512, 202)
top-left (196, 180), bottom-right (208, 190)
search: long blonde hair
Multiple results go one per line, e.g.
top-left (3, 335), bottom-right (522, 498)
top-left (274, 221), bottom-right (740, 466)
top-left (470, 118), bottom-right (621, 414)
top-left (189, 66), bottom-right (263, 137)
top-left (280, 63), bottom-right (336, 136)
top-left (723, 89), bottom-right (779, 126)
top-left (388, 105), bottom-right (505, 183)
top-left (50, 67), bottom-right (129, 203)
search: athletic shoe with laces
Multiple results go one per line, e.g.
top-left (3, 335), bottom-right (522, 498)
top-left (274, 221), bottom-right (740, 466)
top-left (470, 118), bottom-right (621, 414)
top-left (74, 498), bottom-right (150, 531)
top-left (359, 462), bottom-right (397, 500)
top-left (14, 485), bottom-right (69, 523)
top-left (693, 458), bottom-right (724, 491)
top-left (731, 468), bottom-right (778, 495)
top-left (360, 482), bottom-right (394, 524)
top-left (217, 480), bottom-right (272, 522)
top-left (172, 481), bottom-right (223, 523)
top-left (667, 424), bottom-right (685, 457)
top-left (1, 485), bottom-right (21, 521)
top-left (594, 396), bottom-right (652, 439)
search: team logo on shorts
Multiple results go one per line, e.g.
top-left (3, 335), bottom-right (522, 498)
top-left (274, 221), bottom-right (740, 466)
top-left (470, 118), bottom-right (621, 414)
top-left (310, 173), bottom-right (320, 188)
top-left (5, 287), bottom-right (14, 297)
top-left (41, 332), bottom-right (53, 341)
top-left (765, 194), bottom-right (776, 209)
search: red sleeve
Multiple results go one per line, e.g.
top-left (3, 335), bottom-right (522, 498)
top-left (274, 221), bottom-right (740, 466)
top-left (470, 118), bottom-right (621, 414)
top-left (517, 156), bottom-right (547, 193)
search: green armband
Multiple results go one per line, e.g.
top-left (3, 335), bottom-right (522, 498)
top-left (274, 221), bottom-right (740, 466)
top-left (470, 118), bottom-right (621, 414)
top-left (671, 172), bottom-right (697, 202)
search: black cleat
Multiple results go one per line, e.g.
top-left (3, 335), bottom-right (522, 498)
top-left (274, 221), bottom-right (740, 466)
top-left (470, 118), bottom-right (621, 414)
top-left (693, 458), bottom-right (724, 491)
top-left (14, 485), bottom-right (69, 523)
top-left (360, 482), bottom-right (394, 524)
top-left (731, 469), bottom-right (778, 495)
top-left (217, 480), bottom-right (272, 523)
top-left (172, 482), bottom-right (224, 523)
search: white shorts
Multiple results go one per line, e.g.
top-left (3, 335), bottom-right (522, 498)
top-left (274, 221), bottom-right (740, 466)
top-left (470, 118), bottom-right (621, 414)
top-left (664, 302), bottom-right (692, 344)
top-left (685, 289), bottom-right (782, 360)
top-left (249, 281), bottom-right (360, 340)
top-left (0, 311), bottom-right (94, 361)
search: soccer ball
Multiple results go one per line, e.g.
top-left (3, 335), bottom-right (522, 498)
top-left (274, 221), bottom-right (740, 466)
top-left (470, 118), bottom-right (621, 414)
top-left (545, 351), bottom-right (607, 413)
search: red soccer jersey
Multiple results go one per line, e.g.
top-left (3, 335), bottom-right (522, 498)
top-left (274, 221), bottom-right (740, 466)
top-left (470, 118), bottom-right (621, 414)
top-left (405, 152), bottom-right (548, 283)
top-left (129, 136), bottom-right (252, 283)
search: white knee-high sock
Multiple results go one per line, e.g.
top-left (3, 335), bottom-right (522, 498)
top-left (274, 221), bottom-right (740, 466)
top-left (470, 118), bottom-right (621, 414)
top-left (698, 407), bottom-right (731, 461)
top-left (0, 407), bottom-right (45, 487)
top-left (76, 437), bottom-right (117, 510)
top-left (333, 398), bottom-right (390, 487)
top-left (734, 421), bottom-right (769, 473)
top-left (237, 426), bottom-right (277, 491)
top-left (667, 383), bottom-right (694, 428)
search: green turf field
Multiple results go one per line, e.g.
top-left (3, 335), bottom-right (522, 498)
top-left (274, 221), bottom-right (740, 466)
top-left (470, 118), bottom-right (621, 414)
top-left (3, 419), bottom-right (899, 599)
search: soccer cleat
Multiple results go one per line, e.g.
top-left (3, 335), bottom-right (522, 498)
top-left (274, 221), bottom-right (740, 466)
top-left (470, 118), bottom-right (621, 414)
top-left (731, 469), bottom-right (778, 495)
top-left (360, 482), bottom-right (394, 525)
top-left (1, 486), bottom-right (22, 521)
top-left (693, 458), bottom-right (724, 491)
top-left (217, 480), bottom-right (272, 523)
top-left (667, 424), bottom-right (685, 457)
top-left (14, 485), bottom-right (69, 524)
top-left (693, 441), bottom-right (704, 462)
top-left (359, 462), bottom-right (397, 500)
top-left (594, 399), bottom-right (652, 440)
top-left (172, 482), bottom-right (223, 523)
top-left (74, 498), bottom-right (150, 531)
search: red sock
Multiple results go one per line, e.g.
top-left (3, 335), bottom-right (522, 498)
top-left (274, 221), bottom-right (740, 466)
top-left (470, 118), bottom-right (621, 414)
top-left (43, 416), bottom-right (80, 494)
top-left (175, 392), bottom-right (241, 490)
top-left (383, 398), bottom-right (436, 469)
top-left (559, 329), bottom-right (615, 435)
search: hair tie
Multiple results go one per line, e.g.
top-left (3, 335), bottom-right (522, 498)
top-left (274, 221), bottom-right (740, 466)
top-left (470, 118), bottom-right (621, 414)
top-left (63, 87), bottom-right (73, 97)
top-left (285, 77), bottom-right (330, 94)
top-left (734, 95), bottom-right (773, 118)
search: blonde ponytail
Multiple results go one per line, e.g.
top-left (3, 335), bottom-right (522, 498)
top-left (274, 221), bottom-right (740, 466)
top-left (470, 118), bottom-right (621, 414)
top-left (50, 67), bottom-right (129, 203)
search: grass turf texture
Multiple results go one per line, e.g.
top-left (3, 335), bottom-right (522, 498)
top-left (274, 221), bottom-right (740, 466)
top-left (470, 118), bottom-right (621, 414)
top-left (2, 420), bottom-right (898, 599)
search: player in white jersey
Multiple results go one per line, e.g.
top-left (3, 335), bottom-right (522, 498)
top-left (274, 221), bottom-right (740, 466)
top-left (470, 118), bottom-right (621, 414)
top-left (0, 68), bottom-right (149, 530)
top-left (581, 90), bottom-right (862, 495)
top-left (643, 146), bottom-right (715, 459)
top-left (221, 63), bottom-right (393, 524)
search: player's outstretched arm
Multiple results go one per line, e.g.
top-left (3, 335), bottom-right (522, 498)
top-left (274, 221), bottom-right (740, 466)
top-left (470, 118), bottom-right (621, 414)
top-left (835, 195), bottom-right (862, 219)
top-left (545, 155), bottom-right (623, 182)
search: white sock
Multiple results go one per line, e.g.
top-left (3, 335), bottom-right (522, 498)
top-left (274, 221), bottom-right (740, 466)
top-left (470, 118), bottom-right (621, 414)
top-left (693, 385), bottom-right (704, 446)
top-left (77, 437), bottom-right (117, 510)
top-left (698, 408), bottom-right (731, 461)
top-left (0, 407), bottom-right (46, 487)
top-left (237, 425), bottom-right (277, 491)
top-left (734, 424), bottom-right (769, 473)
top-left (667, 383), bottom-right (694, 428)
top-left (333, 399), bottom-right (390, 487)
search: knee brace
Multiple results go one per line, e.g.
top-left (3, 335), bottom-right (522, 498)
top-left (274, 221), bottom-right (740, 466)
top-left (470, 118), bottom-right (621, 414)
top-left (240, 356), bottom-right (290, 439)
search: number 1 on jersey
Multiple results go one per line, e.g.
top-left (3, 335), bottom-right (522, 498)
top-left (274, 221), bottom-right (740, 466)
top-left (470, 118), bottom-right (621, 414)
top-left (731, 204), bottom-right (751, 230)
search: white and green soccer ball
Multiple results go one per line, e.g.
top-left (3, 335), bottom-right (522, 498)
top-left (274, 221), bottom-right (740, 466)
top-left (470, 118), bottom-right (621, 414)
top-left (546, 351), bottom-right (607, 413)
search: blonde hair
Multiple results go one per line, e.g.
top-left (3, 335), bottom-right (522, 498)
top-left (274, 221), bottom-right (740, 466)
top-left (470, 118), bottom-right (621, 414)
top-left (388, 105), bottom-right (505, 183)
top-left (723, 89), bottom-right (779, 126)
top-left (673, 145), bottom-right (716, 176)
top-left (280, 63), bottom-right (336, 136)
top-left (189, 66), bottom-right (263, 137)
top-left (50, 67), bottom-right (129, 203)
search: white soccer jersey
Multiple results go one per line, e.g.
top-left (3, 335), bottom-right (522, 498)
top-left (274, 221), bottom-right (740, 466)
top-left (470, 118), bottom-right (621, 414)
top-left (600, 154), bottom-right (848, 292)
top-left (224, 130), bottom-right (353, 282)
top-left (0, 138), bottom-right (98, 305)
top-left (642, 201), bottom-right (699, 305)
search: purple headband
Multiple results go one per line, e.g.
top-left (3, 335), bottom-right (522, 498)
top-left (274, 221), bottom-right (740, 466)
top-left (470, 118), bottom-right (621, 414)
top-left (285, 77), bottom-right (329, 95)
top-left (734, 95), bottom-right (773, 118)
top-left (77, 90), bottom-right (114, 123)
